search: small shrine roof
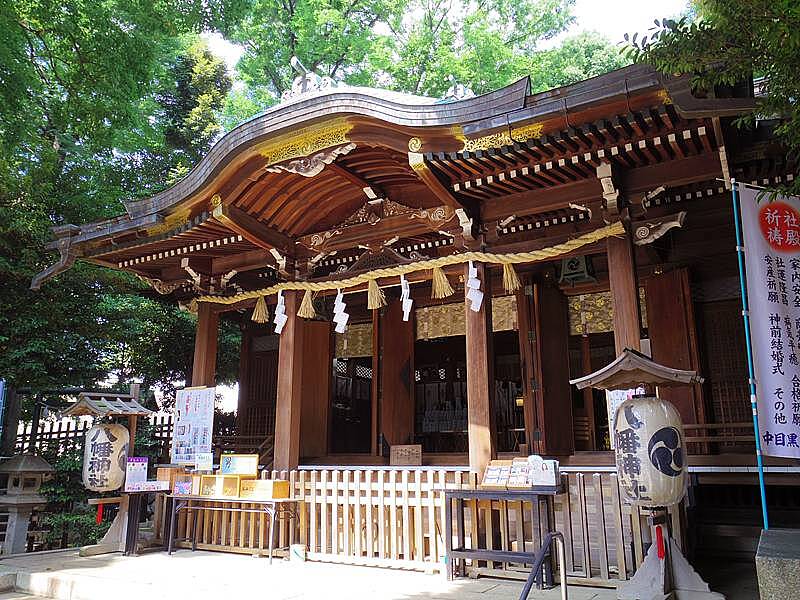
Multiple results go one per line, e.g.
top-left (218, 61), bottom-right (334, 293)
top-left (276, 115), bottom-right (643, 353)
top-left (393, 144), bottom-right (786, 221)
top-left (61, 392), bottom-right (153, 418)
top-left (569, 348), bottom-right (704, 391)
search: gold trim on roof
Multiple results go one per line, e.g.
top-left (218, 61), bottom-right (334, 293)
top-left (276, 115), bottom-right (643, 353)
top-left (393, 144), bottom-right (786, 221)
top-left (461, 122), bottom-right (544, 153)
top-left (257, 119), bottom-right (353, 167)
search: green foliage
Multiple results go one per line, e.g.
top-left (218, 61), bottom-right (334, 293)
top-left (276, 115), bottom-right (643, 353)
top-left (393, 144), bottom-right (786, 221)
top-left (529, 32), bottom-right (630, 93)
top-left (624, 0), bottom-right (800, 190)
top-left (224, 0), bottom-right (627, 105)
top-left (1, 2), bottom-right (242, 395)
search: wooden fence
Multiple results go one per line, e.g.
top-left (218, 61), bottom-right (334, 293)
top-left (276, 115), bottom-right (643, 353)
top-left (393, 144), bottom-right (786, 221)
top-left (15, 414), bottom-right (174, 455)
top-left (168, 466), bottom-right (680, 588)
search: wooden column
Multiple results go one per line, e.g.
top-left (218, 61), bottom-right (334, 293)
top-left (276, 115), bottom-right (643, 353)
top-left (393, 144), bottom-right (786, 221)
top-left (645, 268), bottom-right (705, 424)
top-left (580, 335), bottom-right (597, 449)
top-left (191, 303), bottom-right (219, 387)
top-left (300, 321), bottom-right (332, 458)
top-left (371, 308), bottom-right (380, 455)
top-left (531, 281), bottom-right (574, 456)
top-left (235, 328), bottom-right (251, 433)
top-left (380, 300), bottom-right (415, 445)
top-left (465, 262), bottom-right (495, 476)
top-left (515, 278), bottom-right (537, 452)
top-left (273, 290), bottom-right (305, 471)
top-left (607, 234), bottom-right (642, 354)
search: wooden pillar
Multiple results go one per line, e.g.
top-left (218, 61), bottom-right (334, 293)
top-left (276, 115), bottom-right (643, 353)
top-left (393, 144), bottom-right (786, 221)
top-left (371, 308), bottom-right (380, 455)
top-left (273, 290), bottom-right (305, 471)
top-left (607, 235), bottom-right (642, 354)
top-left (465, 262), bottom-right (495, 476)
top-left (515, 278), bottom-right (537, 452)
top-left (380, 300), bottom-right (415, 446)
top-left (645, 268), bottom-right (705, 425)
top-left (191, 303), bottom-right (219, 387)
top-left (531, 281), bottom-right (574, 456)
top-left (300, 321), bottom-right (332, 458)
top-left (581, 335), bottom-right (597, 449)
top-left (235, 328), bottom-right (251, 433)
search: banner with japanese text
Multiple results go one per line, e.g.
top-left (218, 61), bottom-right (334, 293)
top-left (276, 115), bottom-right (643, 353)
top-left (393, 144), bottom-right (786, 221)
top-left (740, 185), bottom-right (800, 458)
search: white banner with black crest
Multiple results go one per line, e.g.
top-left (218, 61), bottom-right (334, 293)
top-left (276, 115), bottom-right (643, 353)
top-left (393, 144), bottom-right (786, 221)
top-left (740, 185), bottom-right (800, 459)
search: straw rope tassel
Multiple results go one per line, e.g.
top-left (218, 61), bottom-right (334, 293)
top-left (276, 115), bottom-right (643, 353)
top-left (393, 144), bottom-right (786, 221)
top-left (367, 278), bottom-right (386, 310)
top-left (251, 295), bottom-right (269, 323)
top-left (297, 289), bottom-right (317, 319)
top-left (502, 263), bottom-right (521, 293)
top-left (431, 266), bottom-right (454, 299)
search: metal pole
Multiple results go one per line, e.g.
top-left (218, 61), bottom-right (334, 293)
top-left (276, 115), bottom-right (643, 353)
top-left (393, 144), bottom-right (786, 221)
top-left (731, 179), bottom-right (769, 530)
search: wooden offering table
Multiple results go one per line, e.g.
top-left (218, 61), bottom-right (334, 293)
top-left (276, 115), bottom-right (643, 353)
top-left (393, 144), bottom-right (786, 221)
top-left (444, 486), bottom-right (562, 585)
top-left (166, 495), bottom-right (298, 563)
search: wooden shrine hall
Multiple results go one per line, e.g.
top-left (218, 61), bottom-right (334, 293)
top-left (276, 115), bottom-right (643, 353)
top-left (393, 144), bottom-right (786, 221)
top-left (33, 63), bottom-right (799, 583)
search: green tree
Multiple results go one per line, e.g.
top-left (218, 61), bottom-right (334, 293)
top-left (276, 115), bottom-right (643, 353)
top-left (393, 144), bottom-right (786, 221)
top-left (624, 0), bottom-right (800, 190)
top-left (0, 2), bottom-right (244, 396)
top-left (529, 32), bottom-right (630, 93)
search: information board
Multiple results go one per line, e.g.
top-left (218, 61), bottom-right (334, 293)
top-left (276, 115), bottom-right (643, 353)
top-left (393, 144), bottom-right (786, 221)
top-left (124, 457), bottom-right (148, 492)
top-left (171, 387), bottom-right (215, 467)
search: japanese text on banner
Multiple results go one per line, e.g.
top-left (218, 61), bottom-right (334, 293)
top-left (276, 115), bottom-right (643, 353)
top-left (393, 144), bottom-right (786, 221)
top-left (740, 186), bottom-right (800, 458)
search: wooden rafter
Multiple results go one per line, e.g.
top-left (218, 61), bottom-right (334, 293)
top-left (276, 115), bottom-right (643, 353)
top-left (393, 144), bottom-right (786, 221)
top-left (212, 203), bottom-right (294, 254)
top-left (327, 163), bottom-right (384, 199)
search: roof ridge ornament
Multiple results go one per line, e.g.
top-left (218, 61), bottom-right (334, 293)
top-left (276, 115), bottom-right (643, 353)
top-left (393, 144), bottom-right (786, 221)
top-left (281, 56), bottom-right (341, 102)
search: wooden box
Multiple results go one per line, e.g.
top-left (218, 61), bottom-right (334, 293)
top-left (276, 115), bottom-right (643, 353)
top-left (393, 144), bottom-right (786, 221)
top-left (157, 466), bottom-right (186, 488)
top-left (390, 444), bottom-right (422, 466)
top-left (173, 474), bottom-right (201, 496)
top-left (239, 479), bottom-right (290, 500)
top-left (199, 474), bottom-right (241, 498)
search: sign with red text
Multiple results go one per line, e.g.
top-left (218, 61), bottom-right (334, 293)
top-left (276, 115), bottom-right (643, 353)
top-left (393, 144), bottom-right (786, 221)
top-left (740, 185), bottom-right (800, 458)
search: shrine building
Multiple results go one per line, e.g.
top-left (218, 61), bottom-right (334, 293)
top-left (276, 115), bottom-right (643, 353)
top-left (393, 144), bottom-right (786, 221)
top-left (33, 63), bottom-right (798, 585)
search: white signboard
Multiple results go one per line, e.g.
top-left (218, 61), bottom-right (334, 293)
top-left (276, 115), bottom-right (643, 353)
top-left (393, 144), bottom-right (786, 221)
top-left (171, 387), bottom-right (215, 466)
top-left (606, 387), bottom-right (645, 448)
top-left (740, 185), bottom-right (800, 458)
top-left (124, 457), bottom-right (148, 492)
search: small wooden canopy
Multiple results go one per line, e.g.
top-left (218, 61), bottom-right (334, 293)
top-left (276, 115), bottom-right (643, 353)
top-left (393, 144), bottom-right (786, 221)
top-left (569, 348), bottom-right (703, 391)
top-left (60, 392), bottom-right (153, 418)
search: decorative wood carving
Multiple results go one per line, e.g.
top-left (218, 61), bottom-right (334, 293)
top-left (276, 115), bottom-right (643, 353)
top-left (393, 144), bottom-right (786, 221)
top-left (298, 200), bottom-right (457, 252)
top-left (266, 142), bottom-right (356, 178)
top-left (633, 211), bottom-right (687, 245)
top-left (257, 120), bottom-right (352, 167)
top-left (461, 122), bottom-right (543, 153)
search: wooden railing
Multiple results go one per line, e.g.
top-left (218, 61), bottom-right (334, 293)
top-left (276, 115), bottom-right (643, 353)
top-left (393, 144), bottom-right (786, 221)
top-left (168, 466), bottom-right (681, 588)
top-left (684, 422), bottom-right (755, 454)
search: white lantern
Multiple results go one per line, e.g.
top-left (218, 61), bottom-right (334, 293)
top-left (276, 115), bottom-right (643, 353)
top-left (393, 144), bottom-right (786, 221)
top-left (613, 395), bottom-right (686, 507)
top-left (82, 424), bottom-right (129, 492)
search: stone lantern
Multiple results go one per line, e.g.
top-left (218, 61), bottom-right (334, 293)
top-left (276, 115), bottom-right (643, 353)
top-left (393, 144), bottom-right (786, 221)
top-left (0, 454), bottom-right (54, 554)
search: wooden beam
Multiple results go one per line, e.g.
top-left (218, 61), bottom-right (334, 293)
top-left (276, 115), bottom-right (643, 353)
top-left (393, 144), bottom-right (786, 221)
top-left (327, 163), bottom-right (384, 199)
top-left (191, 303), bottom-right (219, 386)
top-left (409, 152), bottom-right (463, 211)
top-left (607, 234), bottom-right (642, 354)
top-left (464, 262), bottom-right (495, 476)
top-left (212, 203), bottom-right (294, 253)
top-left (273, 290), bottom-right (305, 471)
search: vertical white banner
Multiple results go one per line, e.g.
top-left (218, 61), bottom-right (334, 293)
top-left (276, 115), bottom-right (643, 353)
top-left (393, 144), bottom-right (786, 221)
top-left (740, 185), bottom-right (800, 458)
